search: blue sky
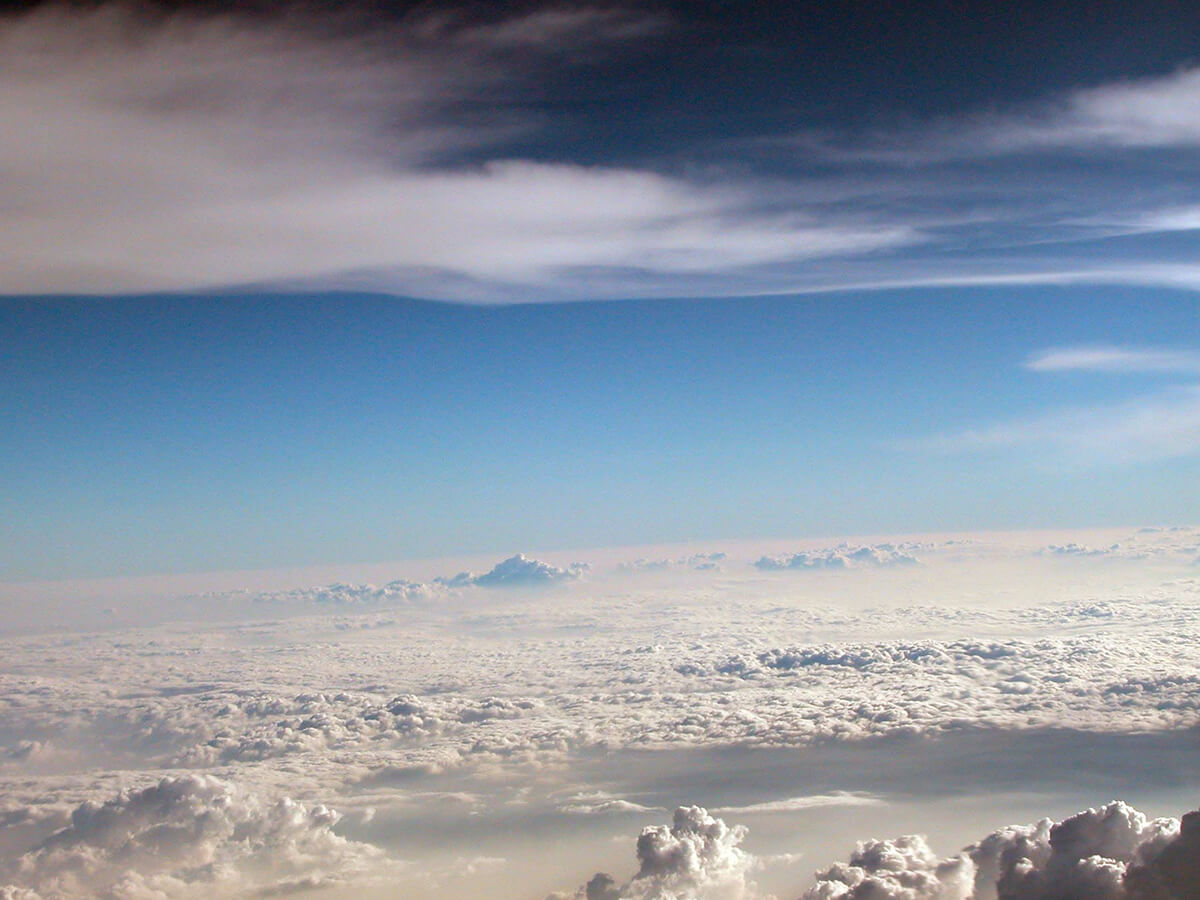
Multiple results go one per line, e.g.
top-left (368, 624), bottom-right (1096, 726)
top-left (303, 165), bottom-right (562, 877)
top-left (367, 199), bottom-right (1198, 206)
top-left (4, 287), bottom-right (1199, 580)
top-left (3, 0), bottom-right (1200, 580)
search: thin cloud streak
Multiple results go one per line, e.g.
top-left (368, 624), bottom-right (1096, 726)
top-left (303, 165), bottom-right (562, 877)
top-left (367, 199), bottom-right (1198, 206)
top-left (1027, 346), bottom-right (1200, 374)
top-left (791, 65), bottom-right (1200, 164)
top-left (915, 385), bottom-right (1200, 465)
top-left (712, 792), bottom-right (884, 815)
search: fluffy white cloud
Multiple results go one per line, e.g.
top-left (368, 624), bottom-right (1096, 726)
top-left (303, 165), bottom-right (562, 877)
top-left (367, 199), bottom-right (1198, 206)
top-left (754, 544), bottom-right (921, 571)
top-left (468, 554), bottom-right (586, 588)
top-left (561, 801), bottom-right (1200, 900)
top-left (619, 553), bottom-right (727, 573)
top-left (571, 807), bottom-right (756, 900)
top-left (802, 801), bottom-right (1200, 900)
top-left (805, 834), bottom-right (974, 900)
top-left (0, 775), bottom-right (385, 899)
top-left (2, 531), bottom-right (1200, 898)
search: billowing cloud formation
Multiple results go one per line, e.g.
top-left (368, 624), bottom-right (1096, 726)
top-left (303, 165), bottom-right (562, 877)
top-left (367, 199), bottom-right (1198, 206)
top-left (0, 775), bottom-right (384, 898)
top-left (0, 533), bottom-right (1198, 898)
top-left (457, 553), bottom-right (586, 587)
top-left (564, 801), bottom-right (1200, 900)
top-left (805, 834), bottom-right (974, 900)
top-left (804, 801), bottom-right (1200, 900)
top-left (572, 806), bottom-right (755, 900)
top-left (755, 544), bottom-right (921, 571)
top-left (244, 578), bottom-right (443, 606)
top-left (620, 553), bottom-right (727, 573)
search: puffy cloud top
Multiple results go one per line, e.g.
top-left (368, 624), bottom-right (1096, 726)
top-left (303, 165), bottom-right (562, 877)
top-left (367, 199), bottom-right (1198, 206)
top-left (755, 545), bottom-right (921, 571)
top-left (0, 775), bottom-right (383, 899)
top-left (470, 554), bottom-right (585, 587)
top-left (804, 800), bottom-right (1195, 900)
top-left (575, 806), bottom-right (755, 900)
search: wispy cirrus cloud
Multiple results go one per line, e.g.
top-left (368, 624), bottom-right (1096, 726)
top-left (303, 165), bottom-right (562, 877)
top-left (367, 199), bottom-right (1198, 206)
top-left (970, 66), bottom-right (1200, 154)
top-left (795, 66), bottom-right (1200, 164)
top-left (917, 384), bottom-right (1200, 465)
top-left (1026, 346), bottom-right (1200, 374)
top-left (908, 343), bottom-right (1200, 465)
top-left (712, 792), bottom-right (884, 815)
top-left (7, 4), bottom-right (1200, 300)
top-left (0, 3), bottom-right (919, 299)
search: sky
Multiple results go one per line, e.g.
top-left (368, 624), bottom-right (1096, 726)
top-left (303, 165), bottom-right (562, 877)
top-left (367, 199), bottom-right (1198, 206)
top-left (5, 5), bottom-right (1200, 900)
top-left (2, 0), bottom-right (1200, 580)
top-left (4, 288), bottom-right (1200, 581)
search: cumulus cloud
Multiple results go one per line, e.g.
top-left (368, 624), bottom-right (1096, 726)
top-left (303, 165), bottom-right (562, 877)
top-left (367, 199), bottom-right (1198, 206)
top-left (467, 554), bottom-right (586, 588)
top-left (0, 775), bottom-right (386, 898)
top-left (562, 801), bottom-right (1200, 900)
top-left (620, 553), bottom-right (727, 573)
top-left (572, 806), bottom-right (756, 900)
top-left (804, 833), bottom-right (974, 900)
top-left (754, 545), bottom-right (921, 571)
top-left (803, 801), bottom-right (1198, 900)
top-left (246, 578), bottom-right (444, 606)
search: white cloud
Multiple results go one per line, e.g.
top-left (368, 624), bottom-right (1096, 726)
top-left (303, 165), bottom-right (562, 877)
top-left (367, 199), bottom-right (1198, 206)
top-left (803, 800), bottom-right (1196, 900)
top-left (463, 553), bottom-right (586, 588)
top-left (558, 793), bottom-right (665, 816)
top-left (1026, 347), bottom-right (1200, 375)
top-left (563, 801), bottom-right (1200, 900)
top-left (19, 6), bottom-right (1200, 302)
top-left (807, 66), bottom-right (1200, 163)
top-left (982, 67), bottom-right (1200, 152)
top-left (572, 806), bottom-right (757, 900)
top-left (3, 531), bottom-right (1200, 898)
top-left (915, 385), bottom-right (1200, 465)
top-left (713, 793), bottom-right (884, 815)
top-left (619, 553), bottom-right (727, 573)
top-left (0, 775), bottom-right (387, 899)
top-left (0, 4), bottom-right (918, 299)
top-left (804, 833), bottom-right (974, 900)
top-left (755, 544), bottom-right (921, 571)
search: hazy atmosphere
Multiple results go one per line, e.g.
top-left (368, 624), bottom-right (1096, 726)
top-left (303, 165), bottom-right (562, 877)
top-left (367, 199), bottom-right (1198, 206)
top-left (2, 2), bottom-right (1200, 899)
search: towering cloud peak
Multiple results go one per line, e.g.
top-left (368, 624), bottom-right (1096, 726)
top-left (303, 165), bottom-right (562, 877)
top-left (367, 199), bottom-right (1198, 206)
top-left (574, 806), bottom-right (755, 900)
top-left (804, 800), bottom-right (1195, 900)
top-left (471, 554), bottom-right (585, 587)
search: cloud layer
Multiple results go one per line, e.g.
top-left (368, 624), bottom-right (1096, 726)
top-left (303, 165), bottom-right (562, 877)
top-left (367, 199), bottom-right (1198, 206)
top-left (1, 531), bottom-right (1199, 897)
top-left (7, 4), bottom-right (1200, 298)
